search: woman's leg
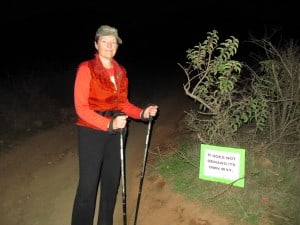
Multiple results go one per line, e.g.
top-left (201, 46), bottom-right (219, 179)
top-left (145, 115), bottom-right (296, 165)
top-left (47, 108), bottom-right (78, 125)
top-left (97, 133), bottom-right (121, 225)
top-left (71, 126), bottom-right (106, 225)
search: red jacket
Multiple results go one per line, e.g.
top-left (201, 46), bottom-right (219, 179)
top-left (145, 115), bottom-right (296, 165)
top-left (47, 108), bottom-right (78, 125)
top-left (74, 54), bottom-right (143, 131)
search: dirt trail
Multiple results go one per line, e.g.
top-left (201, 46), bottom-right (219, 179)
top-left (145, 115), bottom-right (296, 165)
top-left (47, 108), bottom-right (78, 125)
top-left (0, 73), bottom-right (233, 225)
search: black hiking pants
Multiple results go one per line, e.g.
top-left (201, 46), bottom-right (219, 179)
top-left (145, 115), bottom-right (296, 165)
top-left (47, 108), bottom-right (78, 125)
top-left (71, 125), bottom-right (121, 225)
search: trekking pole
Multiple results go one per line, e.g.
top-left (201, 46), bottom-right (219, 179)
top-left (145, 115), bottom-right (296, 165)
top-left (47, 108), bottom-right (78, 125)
top-left (133, 116), bottom-right (153, 225)
top-left (120, 128), bottom-right (127, 225)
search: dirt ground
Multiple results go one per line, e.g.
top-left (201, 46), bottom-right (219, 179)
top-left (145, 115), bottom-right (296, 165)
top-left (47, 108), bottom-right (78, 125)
top-left (0, 74), bottom-right (237, 225)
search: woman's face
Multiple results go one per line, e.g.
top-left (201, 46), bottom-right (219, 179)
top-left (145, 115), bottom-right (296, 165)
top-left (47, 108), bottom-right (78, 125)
top-left (95, 35), bottom-right (118, 59)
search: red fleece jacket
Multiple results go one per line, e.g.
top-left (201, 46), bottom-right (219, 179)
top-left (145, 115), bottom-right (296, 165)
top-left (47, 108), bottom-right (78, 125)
top-left (74, 54), bottom-right (143, 131)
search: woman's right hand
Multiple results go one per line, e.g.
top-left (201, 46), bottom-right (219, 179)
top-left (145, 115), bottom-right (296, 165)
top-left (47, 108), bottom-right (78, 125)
top-left (112, 115), bottom-right (128, 129)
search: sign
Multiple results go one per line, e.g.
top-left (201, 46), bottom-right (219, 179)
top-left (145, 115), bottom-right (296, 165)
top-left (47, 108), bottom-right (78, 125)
top-left (199, 144), bottom-right (245, 187)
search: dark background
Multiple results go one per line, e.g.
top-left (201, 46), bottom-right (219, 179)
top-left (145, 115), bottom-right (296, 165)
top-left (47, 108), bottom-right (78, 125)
top-left (1, 0), bottom-right (299, 72)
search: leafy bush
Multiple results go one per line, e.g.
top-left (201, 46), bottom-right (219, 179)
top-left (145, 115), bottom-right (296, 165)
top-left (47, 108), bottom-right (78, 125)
top-left (178, 30), bottom-right (267, 145)
top-left (178, 30), bottom-right (300, 149)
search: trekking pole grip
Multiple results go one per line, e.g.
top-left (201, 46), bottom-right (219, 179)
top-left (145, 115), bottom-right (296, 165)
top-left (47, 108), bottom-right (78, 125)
top-left (149, 115), bottom-right (153, 122)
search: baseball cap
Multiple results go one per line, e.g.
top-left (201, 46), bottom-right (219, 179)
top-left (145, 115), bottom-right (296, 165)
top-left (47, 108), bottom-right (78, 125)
top-left (95, 25), bottom-right (122, 44)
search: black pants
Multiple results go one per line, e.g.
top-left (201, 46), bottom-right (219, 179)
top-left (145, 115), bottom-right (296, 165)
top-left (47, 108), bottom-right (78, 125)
top-left (71, 126), bottom-right (122, 225)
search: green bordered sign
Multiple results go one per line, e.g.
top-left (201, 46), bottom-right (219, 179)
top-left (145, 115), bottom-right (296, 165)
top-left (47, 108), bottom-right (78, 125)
top-left (199, 144), bottom-right (245, 188)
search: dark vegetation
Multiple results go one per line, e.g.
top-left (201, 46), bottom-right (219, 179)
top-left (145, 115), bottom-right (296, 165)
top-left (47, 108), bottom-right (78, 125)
top-left (0, 60), bottom-right (76, 152)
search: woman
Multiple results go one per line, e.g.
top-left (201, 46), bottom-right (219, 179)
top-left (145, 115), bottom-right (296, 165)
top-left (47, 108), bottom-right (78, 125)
top-left (71, 25), bottom-right (158, 225)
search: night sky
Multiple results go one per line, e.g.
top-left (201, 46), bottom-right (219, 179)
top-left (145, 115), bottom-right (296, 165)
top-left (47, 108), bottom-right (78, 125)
top-left (1, 1), bottom-right (299, 70)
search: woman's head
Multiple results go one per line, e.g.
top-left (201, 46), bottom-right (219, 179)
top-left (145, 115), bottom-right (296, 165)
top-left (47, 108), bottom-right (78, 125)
top-left (94, 25), bottom-right (122, 60)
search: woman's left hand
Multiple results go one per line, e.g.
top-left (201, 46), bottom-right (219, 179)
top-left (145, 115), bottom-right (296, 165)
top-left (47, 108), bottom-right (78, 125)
top-left (143, 105), bottom-right (159, 119)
